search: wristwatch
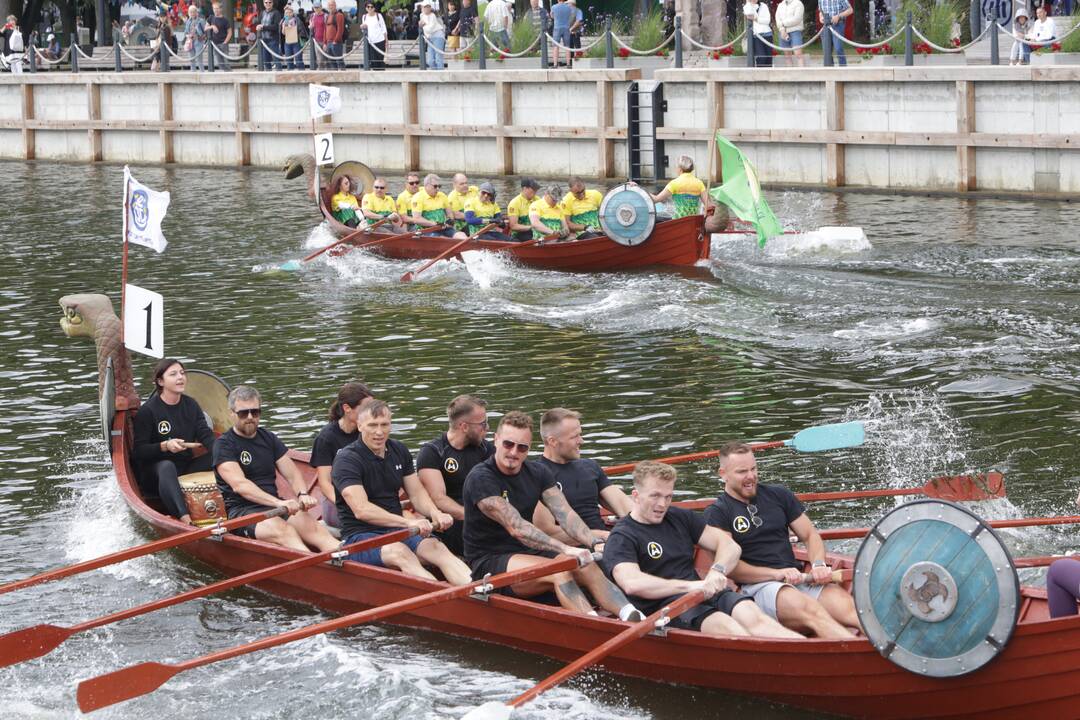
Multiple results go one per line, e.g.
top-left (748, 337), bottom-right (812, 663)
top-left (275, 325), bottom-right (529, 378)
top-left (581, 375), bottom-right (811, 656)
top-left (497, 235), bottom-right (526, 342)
top-left (811, 560), bottom-right (827, 568)
top-left (710, 563), bottom-right (727, 575)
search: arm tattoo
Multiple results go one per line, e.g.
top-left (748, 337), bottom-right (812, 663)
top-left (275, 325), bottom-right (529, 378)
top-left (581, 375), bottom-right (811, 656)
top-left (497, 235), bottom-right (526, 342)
top-left (542, 487), bottom-right (593, 548)
top-left (477, 496), bottom-right (565, 554)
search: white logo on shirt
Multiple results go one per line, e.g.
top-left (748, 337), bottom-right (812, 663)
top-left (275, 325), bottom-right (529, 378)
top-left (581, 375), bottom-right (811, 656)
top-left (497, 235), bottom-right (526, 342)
top-left (444, 457), bottom-right (459, 473)
top-left (157, 420), bottom-right (171, 435)
top-left (240, 450), bottom-right (253, 465)
top-left (647, 541), bottom-right (663, 559)
top-left (733, 516), bottom-right (751, 533)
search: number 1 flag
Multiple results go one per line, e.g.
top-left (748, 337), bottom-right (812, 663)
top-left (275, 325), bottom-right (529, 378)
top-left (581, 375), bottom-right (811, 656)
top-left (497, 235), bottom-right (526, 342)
top-left (309, 83), bottom-right (342, 119)
top-left (123, 166), bottom-right (170, 253)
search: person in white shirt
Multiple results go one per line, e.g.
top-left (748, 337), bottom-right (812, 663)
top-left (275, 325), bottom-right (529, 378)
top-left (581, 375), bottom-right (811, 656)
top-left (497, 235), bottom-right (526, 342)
top-left (418, 0), bottom-right (446, 69)
top-left (1031, 4), bottom-right (1056, 44)
top-left (742, 0), bottom-right (773, 67)
top-left (776, 0), bottom-right (804, 66)
top-left (361, 2), bottom-right (388, 69)
top-left (484, 0), bottom-right (514, 49)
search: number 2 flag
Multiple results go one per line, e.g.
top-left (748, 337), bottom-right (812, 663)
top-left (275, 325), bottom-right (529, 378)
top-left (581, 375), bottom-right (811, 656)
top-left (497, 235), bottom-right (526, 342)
top-left (123, 166), bottom-right (170, 254)
top-left (309, 83), bottom-right (342, 119)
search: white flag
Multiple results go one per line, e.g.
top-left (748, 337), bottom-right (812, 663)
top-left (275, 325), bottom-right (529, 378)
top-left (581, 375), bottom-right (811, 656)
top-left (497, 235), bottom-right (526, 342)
top-left (123, 166), bottom-right (170, 254)
top-left (309, 83), bottom-right (342, 119)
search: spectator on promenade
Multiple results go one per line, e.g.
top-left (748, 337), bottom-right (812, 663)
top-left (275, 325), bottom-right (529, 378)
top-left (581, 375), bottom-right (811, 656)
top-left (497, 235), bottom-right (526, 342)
top-left (743, 0), bottom-right (773, 67)
top-left (527, 0), bottom-right (548, 36)
top-left (256, 0), bottom-right (283, 69)
top-left (184, 5), bottom-right (208, 71)
top-left (1032, 4), bottom-right (1056, 44)
top-left (418, 0), bottom-right (446, 68)
top-left (776, 0), bottom-right (804, 66)
top-left (568, 0), bottom-right (583, 60)
top-left (1010, 7), bottom-right (1032, 65)
top-left (207, 2), bottom-right (232, 70)
top-left (550, 0), bottom-right (575, 66)
top-left (2, 15), bottom-right (25, 75)
top-left (310, 1), bottom-right (326, 68)
top-left (45, 32), bottom-right (60, 60)
top-left (361, 2), bottom-right (388, 69)
top-left (818, 0), bottom-right (852, 65)
top-left (458, 0), bottom-right (478, 37)
top-left (324, 0), bottom-right (346, 68)
top-left (281, 4), bottom-right (306, 69)
top-left (150, 12), bottom-right (175, 71)
top-left (446, 0), bottom-right (461, 50)
top-left (485, 0), bottom-right (513, 49)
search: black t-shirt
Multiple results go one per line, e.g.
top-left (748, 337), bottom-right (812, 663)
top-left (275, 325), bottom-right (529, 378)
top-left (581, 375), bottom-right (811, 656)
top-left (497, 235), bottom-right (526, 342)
top-left (133, 393), bottom-right (216, 469)
top-left (536, 456), bottom-right (612, 531)
top-left (212, 427), bottom-right (288, 508)
top-left (416, 433), bottom-right (495, 504)
top-left (332, 438), bottom-right (416, 538)
top-left (602, 506), bottom-right (706, 614)
top-left (703, 484), bottom-right (805, 571)
top-left (208, 15), bottom-right (230, 42)
top-left (462, 457), bottom-right (557, 564)
top-left (310, 420), bottom-right (359, 469)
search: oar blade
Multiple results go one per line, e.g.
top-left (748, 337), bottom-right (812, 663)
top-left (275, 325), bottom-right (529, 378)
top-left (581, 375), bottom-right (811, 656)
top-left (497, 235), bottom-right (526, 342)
top-left (788, 421), bottom-right (865, 452)
top-left (461, 701), bottom-right (515, 720)
top-left (0, 624), bottom-right (73, 668)
top-left (926, 472), bottom-right (1005, 501)
top-left (278, 260), bottom-right (302, 272)
top-left (400, 271), bottom-right (415, 283)
top-left (77, 661), bottom-right (180, 713)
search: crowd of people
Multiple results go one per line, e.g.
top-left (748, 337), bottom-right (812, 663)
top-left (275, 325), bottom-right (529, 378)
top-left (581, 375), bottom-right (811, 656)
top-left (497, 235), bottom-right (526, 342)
top-left (132, 356), bottom-right (868, 640)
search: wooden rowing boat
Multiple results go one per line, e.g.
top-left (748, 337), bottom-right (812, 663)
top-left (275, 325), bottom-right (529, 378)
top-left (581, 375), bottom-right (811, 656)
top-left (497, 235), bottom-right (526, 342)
top-left (62, 294), bottom-right (1080, 719)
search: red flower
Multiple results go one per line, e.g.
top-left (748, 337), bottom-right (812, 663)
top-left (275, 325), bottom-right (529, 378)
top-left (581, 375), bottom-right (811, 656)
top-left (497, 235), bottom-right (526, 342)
top-left (913, 41), bottom-right (933, 55)
top-left (618, 46), bottom-right (630, 58)
top-left (462, 51), bottom-right (473, 61)
top-left (720, 46), bottom-right (733, 56)
top-left (951, 37), bottom-right (960, 47)
top-left (1052, 42), bottom-right (1062, 51)
top-left (656, 48), bottom-right (669, 57)
top-left (711, 50), bottom-right (720, 59)
top-left (883, 42), bottom-right (892, 53)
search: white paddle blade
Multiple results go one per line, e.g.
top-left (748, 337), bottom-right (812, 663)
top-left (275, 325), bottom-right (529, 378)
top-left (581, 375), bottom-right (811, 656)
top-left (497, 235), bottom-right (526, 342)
top-left (460, 701), bottom-right (514, 720)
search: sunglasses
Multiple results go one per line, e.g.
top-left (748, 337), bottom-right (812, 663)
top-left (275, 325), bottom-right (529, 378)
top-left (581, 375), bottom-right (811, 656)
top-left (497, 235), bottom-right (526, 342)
top-left (373, 185), bottom-right (386, 189)
top-left (464, 418), bottom-right (489, 428)
top-left (235, 408), bottom-right (262, 419)
top-left (746, 504), bottom-right (764, 528)
top-left (407, 180), bottom-right (419, 185)
top-left (431, 184), bottom-right (441, 189)
top-left (500, 439), bottom-right (530, 453)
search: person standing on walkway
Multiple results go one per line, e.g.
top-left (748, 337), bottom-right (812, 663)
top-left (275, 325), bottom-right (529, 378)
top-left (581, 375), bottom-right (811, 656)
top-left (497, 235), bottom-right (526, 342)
top-left (484, 0), bottom-right (513, 49)
top-left (418, 0), bottom-right (446, 69)
top-left (818, 0), bottom-right (852, 66)
top-left (281, 4), bottom-right (307, 69)
top-left (207, 2), bottom-right (232, 70)
top-left (309, 2), bottom-right (327, 69)
top-left (256, 0), bottom-right (283, 69)
top-left (550, 0), bottom-right (575, 67)
top-left (361, 2), bottom-right (388, 69)
top-left (324, 0), bottom-right (346, 69)
top-left (184, 5), bottom-right (208, 71)
top-left (776, 0), bottom-right (804, 66)
top-left (743, 0), bottom-right (773, 67)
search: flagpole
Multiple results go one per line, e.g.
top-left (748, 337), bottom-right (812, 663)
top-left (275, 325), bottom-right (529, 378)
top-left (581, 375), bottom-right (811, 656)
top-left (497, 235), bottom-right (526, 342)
top-left (120, 168), bottom-right (130, 345)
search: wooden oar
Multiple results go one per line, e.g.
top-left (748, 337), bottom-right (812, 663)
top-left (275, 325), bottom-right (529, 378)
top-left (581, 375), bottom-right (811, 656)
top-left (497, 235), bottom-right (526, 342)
top-left (76, 553), bottom-right (586, 712)
top-left (462, 590), bottom-right (708, 720)
top-left (669, 472), bottom-right (1006, 512)
top-left (0, 507), bottom-right (287, 597)
top-left (399, 225), bottom-right (495, 283)
top-left (601, 421), bottom-right (866, 476)
top-left (819, 513), bottom-right (1080, 541)
top-left (1014, 555), bottom-right (1079, 569)
top-left (278, 217), bottom-right (391, 271)
top-left (0, 527), bottom-right (417, 669)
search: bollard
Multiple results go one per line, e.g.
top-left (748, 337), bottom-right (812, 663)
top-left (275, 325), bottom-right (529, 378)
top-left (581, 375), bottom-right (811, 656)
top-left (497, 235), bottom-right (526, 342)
top-left (71, 33), bottom-right (79, 72)
top-left (478, 21), bottom-right (487, 70)
top-left (674, 15), bottom-right (683, 68)
top-left (989, 4), bottom-right (1000, 65)
top-left (115, 42), bottom-right (122, 72)
top-left (257, 39), bottom-right (265, 70)
top-left (362, 34), bottom-right (370, 70)
top-left (746, 20), bottom-right (754, 67)
top-left (208, 41), bottom-right (216, 72)
top-left (605, 17), bottom-right (613, 68)
top-left (419, 33), bottom-right (427, 70)
top-left (904, 11), bottom-right (914, 65)
top-left (310, 38), bottom-right (318, 69)
top-left (540, 11), bottom-right (549, 68)
top-left (822, 19), bottom-right (832, 65)
top-left (160, 38), bottom-right (170, 71)
top-left (29, 33), bottom-right (37, 72)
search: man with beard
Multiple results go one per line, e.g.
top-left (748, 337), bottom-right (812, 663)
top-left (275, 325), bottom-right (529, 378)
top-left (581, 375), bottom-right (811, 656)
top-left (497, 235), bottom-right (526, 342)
top-left (417, 395), bottom-right (495, 555)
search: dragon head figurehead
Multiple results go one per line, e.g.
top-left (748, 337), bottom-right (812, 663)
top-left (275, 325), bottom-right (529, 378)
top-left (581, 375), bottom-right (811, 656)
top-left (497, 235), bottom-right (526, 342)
top-left (59, 293), bottom-right (140, 411)
top-left (284, 154), bottom-right (319, 202)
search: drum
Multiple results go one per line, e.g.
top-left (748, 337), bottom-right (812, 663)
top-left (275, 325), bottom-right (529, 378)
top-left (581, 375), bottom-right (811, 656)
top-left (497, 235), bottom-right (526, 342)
top-left (177, 471), bottom-right (227, 526)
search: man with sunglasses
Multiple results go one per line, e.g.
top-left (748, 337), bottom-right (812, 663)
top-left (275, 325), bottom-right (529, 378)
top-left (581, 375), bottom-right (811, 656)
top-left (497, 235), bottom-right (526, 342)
top-left (361, 176), bottom-right (406, 231)
top-left (396, 172), bottom-right (421, 226)
top-left (463, 412), bottom-right (644, 620)
top-left (561, 176), bottom-right (604, 239)
top-left (333, 399), bottom-right (472, 585)
top-left (463, 182), bottom-right (512, 241)
top-left (411, 173), bottom-right (468, 240)
top-left (417, 395), bottom-right (495, 555)
top-left (214, 385), bottom-right (340, 552)
top-left (704, 441), bottom-right (857, 638)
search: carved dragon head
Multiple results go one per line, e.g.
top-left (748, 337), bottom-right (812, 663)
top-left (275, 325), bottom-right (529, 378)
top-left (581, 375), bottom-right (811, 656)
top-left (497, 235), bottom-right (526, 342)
top-left (59, 293), bottom-right (140, 411)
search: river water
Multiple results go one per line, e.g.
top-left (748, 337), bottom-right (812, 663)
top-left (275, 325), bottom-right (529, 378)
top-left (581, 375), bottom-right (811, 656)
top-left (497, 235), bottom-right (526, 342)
top-left (0, 160), bottom-right (1077, 719)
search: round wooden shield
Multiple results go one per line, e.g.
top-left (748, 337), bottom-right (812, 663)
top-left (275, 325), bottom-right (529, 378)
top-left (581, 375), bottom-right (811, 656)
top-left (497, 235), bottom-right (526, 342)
top-left (184, 370), bottom-right (232, 435)
top-left (853, 499), bottom-right (1019, 678)
top-left (599, 184), bottom-right (656, 247)
top-left (99, 357), bottom-right (115, 446)
top-left (329, 161), bottom-right (376, 199)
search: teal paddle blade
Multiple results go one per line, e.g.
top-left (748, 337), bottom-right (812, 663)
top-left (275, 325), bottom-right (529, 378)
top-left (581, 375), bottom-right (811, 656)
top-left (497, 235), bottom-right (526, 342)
top-left (786, 421), bottom-right (865, 452)
top-left (278, 260), bottom-right (302, 272)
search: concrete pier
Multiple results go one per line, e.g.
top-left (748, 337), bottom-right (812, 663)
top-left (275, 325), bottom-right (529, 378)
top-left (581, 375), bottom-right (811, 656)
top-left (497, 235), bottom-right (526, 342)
top-left (1, 66), bottom-right (1077, 196)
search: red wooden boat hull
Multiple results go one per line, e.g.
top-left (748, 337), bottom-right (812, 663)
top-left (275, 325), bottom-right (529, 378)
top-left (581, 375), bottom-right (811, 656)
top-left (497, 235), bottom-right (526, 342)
top-left (106, 410), bottom-right (1080, 719)
top-left (320, 203), bottom-right (710, 272)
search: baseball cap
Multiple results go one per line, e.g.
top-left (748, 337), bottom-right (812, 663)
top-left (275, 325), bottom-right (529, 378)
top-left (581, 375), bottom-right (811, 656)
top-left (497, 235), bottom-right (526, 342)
top-left (479, 182), bottom-right (496, 196)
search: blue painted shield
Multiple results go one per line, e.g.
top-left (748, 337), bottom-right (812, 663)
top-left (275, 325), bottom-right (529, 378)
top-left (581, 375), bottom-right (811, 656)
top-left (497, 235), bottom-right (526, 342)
top-left (853, 499), bottom-right (1019, 677)
top-left (599, 184), bottom-right (656, 247)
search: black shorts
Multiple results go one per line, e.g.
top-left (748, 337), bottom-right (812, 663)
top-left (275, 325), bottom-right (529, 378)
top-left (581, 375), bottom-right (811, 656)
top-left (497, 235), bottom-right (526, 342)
top-left (423, 227), bottom-right (457, 238)
top-left (669, 590), bottom-right (753, 631)
top-left (435, 522), bottom-right (464, 557)
top-left (226, 501), bottom-right (278, 539)
top-left (468, 549), bottom-right (559, 596)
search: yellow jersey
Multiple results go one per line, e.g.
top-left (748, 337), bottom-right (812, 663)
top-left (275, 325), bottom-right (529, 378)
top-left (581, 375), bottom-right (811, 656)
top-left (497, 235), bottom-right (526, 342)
top-left (396, 189), bottom-right (416, 217)
top-left (663, 172), bottom-right (707, 218)
top-left (529, 198), bottom-right (565, 239)
top-left (411, 190), bottom-right (452, 224)
top-left (331, 192), bottom-right (359, 212)
top-left (361, 193), bottom-right (398, 216)
top-left (447, 185), bottom-right (479, 214)
top-left (464, 197), bottom-right (502, 223)
top-left (561, 189), bottom-right (603, 218)
top-left (507, 193), bottom-right (533, 224)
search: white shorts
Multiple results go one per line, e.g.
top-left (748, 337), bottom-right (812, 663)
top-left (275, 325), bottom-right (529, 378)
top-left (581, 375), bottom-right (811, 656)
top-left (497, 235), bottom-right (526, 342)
top-left (738, 580), bottom-right (825, 619)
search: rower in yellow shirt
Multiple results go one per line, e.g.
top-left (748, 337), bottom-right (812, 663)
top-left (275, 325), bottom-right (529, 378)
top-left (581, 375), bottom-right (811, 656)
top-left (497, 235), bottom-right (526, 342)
top-left (647, 155), bottom-right (711, 219)
top-left (411, 173), bottom-right (468, 239)
top-left (529, 185), bottom-right (570, 240)
top-left (562, 176), bottom-right (604, 238)
top-left (361, 176), bottom-right (405, 231)
top-left (506, 177), bottom-right (540, 242)
top-left (463, 183), bottom-right (512, 241)
top-left (447, 173), bottom-right (480, 233)
top-left (396, 172), bottom-right (421, 228)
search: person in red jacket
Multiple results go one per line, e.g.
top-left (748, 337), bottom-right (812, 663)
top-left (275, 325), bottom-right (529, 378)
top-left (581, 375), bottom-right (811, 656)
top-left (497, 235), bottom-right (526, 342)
top-left (309, 1), bottom-right (327, 69)
top-left (324, 0), bottom-right (346, 69)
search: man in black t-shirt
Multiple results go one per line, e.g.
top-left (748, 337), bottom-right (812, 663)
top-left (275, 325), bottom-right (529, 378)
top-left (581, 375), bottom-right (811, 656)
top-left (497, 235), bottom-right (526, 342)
top-left (604, 462), bottom-right (801, 638)
top-left (704, 441), bottom-right (857, 638)
top-left (207, 3), bottom-right (232, 71)
top-left (213, 385), bottom-right (339, 552)
top-left (462, 411), bottom-right (643, 621)
top-left (416, 394), bottom-right (495, 556)
top-left (533, 408), bottom-right (631, 546)
top-left (333, 400), bottom-right (472, 585)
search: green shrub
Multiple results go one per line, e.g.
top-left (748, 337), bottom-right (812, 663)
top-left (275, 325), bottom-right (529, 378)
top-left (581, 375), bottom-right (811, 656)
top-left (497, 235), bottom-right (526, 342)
top-left (586, 15), bottom-right (629, 58)
top-left (630, 9), bottom-right (667, 52)
top-left (508, 15), bottom-right (538, 54)
top-left (1060, 9), bottom-right (1080, 53)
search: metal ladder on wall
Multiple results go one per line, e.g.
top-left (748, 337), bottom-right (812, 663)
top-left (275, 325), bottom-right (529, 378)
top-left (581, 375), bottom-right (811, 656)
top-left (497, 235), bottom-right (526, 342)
top-left (627, 81), bottom-right (667, 183)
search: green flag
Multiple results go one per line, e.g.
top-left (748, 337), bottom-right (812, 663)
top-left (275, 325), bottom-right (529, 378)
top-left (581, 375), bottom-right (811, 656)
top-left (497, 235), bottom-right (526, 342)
top-left (708, 134), bottom-right (783, 247)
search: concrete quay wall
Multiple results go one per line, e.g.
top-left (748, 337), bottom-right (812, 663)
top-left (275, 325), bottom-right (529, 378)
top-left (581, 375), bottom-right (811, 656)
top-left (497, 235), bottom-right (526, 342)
top-left (1, 67), bottom-right (1078, 196)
